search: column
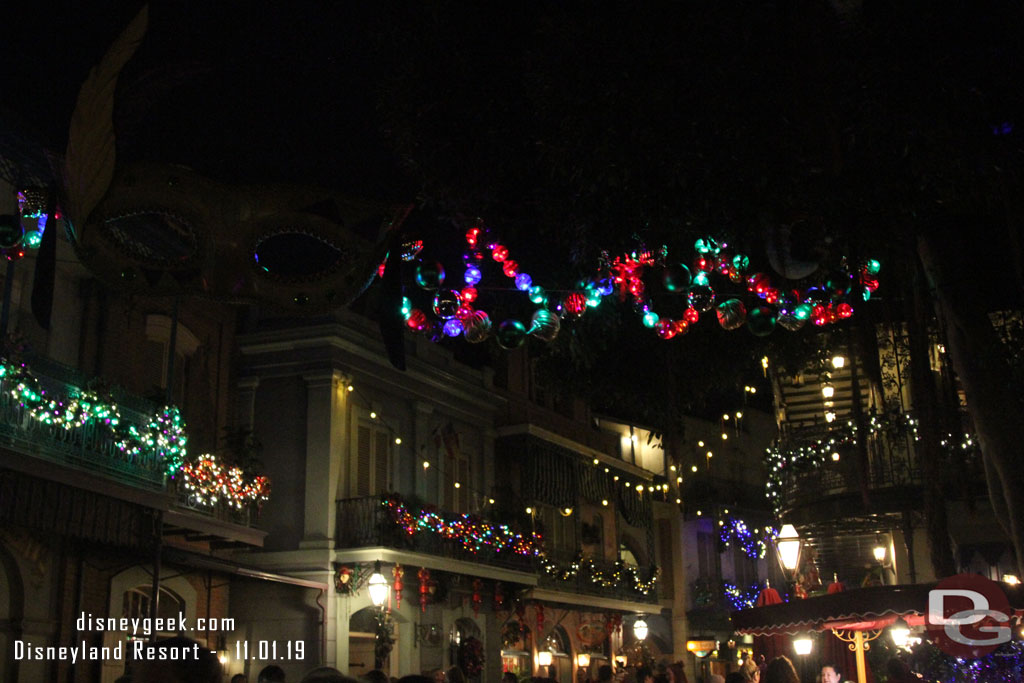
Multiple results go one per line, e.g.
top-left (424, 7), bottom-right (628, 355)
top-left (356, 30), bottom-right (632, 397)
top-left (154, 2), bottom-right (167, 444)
top-left (235, 376), bottom-right (260, 431)
top-left (301, 370), bottom-right (348, 547)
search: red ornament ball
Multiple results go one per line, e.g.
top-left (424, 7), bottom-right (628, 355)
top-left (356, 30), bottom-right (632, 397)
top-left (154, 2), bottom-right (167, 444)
top-left (684, 307), bottom-right (700, 324)
top-left (563, 292), bottom-right (587, 315)
top-left (406, 309), bottom-right (430, 332)
top-left (502, 260), bottom-right (519, 277)
top-left (492, 245), bottom-right (509, 262)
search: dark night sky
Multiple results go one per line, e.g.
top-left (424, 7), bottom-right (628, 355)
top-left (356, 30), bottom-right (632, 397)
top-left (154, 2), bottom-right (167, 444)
top-left (3, 1), bottom-right (413, 198)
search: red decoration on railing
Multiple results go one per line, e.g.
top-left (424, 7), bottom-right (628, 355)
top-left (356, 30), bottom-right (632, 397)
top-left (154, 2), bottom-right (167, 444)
top-left (494, 581), bottom-right (506, 611)
top-left (472, 578), bottom-right (483, 616)
top-left (418, 567), bottom-right (431, 613)
top-left (393, 564), bottom-right (404, 609)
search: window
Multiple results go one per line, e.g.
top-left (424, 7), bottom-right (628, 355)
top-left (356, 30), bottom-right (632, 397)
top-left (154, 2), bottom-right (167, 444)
top-left (355, 422), bottom-right (392, 497)
top-left (697, 532), bottom-right (721, 579)
top-left (123, 586), bottom-right (185, 636)
top-left (733, 547), bottom-right (758, 587)
top-left (539, 505), bottom-right (577, 554)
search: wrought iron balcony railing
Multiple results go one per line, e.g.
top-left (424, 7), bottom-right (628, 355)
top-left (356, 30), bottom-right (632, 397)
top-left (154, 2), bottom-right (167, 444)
top-left (336, 496), bottom-right (659, 603)
top-left (0, 356), bottom-right (166, 489)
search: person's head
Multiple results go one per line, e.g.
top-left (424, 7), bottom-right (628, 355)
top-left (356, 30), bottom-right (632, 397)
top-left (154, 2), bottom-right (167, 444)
top-left (399, 678), bottom-right (434, 683)
top-left (232, 676), bottom-right (249, 683)
top-left (820, 663), bottom-right (841, 683)
top-left (763, 657), bottom-right (799, 683)
top-left (638, 667), bottom-right (655, 683)
top-left (502, 673), bottom-right (518, 683)
top-left (300, 667), bottom-right (358, 683)
top-left (131, 637), bottom-right (222, 683)
top-left (364, 671), bottom-right (389, 683)
top-left (425, 670), bottom-right (445, 683)
top-left (260, 665), bottom-right (287, 683)
top-left (725, 674), bottom-right (746, 683)
top-left (709, 675), bottom-right (725, 683)
top-left (597, 664), bottom-right (614, 682)
top-left (446, 667), bottom-right (466, 683)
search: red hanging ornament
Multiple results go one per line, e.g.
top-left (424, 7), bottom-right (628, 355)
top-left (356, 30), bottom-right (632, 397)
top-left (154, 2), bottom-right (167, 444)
top-left (684, 307), bottom-right (699, 324)
top-left (393, 565), bottom-right (404, 610)
top-left (472, 578), bottom-right (484, 616)
top-left (466, 226), bottom-right (481, 247)
top-left (418, 567), bottom-right (431, 613)
top-left (502, 260), bottom-right (519, 277)
top-left (494, 582), bottom-right (506, 611)
top-left (536, 603), bottom-right (545, 634)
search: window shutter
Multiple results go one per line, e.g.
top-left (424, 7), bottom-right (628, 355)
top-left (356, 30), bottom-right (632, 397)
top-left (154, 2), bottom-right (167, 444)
top-left (357, 425), bottom-right (371, 496)
top-left (374, 431), bottom-right (391, 493)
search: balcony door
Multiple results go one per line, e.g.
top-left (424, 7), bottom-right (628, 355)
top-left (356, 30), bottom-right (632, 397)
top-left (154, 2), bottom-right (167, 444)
top-left (353, 417), bottom-right (393, 497)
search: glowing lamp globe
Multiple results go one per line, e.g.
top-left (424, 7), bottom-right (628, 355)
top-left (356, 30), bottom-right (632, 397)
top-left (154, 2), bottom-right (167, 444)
top-left (368, 562), bottom-right (389, 607)
top-left (537, 651), bottom-right (553, 667)
top-left (633, 618), bottom-right (649, 641)
top-left (776, 524), bottom-right (801, 571)
top-left (873, 545), bottom-right (886, 563)
top-left (793, 637), bottom-right (813, 656)
top-left (890, 617), bottom-right (910, 649)
top-left (577, 653), bottom-right (590, 668)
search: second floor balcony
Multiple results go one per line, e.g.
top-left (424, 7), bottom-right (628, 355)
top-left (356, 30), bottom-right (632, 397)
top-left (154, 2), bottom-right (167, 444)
top-left (336, 495), bottom-right (660, 604)
top-left (0, 354), bottom-right (265, 540)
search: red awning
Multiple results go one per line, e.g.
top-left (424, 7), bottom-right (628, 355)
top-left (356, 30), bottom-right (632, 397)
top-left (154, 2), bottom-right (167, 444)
top-left (731, 583), bottom-right (1024, 636)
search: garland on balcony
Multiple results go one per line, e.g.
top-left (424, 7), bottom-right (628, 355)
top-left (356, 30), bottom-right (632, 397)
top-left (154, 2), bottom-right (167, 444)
top-left (718, 517), bottom-right (776, 559)
top-left (539, 553), bottom-right (659, 596)
top-left (763, 412), bottom-right (977, 517)
top-left (382, 494), bottom-right (542, 556)
top-left (0, 359), bottom-right (188, 474)
top-left (907, 640), bottom-right (1024, 683)
top-left (723, 581), bottom-right (762, 610)
top-left (178, 453), bottom-right (271, 509)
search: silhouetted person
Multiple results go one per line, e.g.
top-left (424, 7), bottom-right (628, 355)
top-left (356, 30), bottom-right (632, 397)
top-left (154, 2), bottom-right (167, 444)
top-left (365, 671), bottom-right (390, 683)
top-left (597, 665), bottom-right (614, 682)
top-left (260, 664), bottom-right (287, 682)
top-left (762, 657), bottom-right (799, 683)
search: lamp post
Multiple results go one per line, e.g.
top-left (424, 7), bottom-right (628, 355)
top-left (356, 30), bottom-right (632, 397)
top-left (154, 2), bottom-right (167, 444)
top-left (368, 561), bottom-right (389, 608)
top-left (633, 617), bottom-right (649, 642)
top-left (889, 617), bottom-right (910, 650)
top-left (775, 524), bottom-right (802, 596)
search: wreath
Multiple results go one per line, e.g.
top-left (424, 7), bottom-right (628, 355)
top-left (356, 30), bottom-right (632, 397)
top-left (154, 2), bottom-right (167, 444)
top-left (501, 621), bottom-right (531, 650)
top-left (458, 636), bottom-right (485, 678)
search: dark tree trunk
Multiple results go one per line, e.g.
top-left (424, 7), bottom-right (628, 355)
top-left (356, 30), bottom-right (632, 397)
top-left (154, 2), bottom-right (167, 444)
top-left (906, 264), bottom-right (956, 578)
top-left (918, 232), bottom-right (1024, 577)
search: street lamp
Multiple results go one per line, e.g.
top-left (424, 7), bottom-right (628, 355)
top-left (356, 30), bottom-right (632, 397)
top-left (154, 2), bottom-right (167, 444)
top-left (890, 617), bottom-right (911, 649)
top-left (831, 356), bottom-right (846, 369)
top-left (633, 618), bottom-right (649, 641)
top-left (538, 651), bottom-right (553, 667)
top-left (577, 653), bottom-right (591, 668)
top-left (793, 637), bottom-right (813, 656)
top-left (776, 524), bottom-right (802, 573)
top-left (368, 561), bottom-right (389, 607)
top-left (873, 545), bottom-right (887, 563)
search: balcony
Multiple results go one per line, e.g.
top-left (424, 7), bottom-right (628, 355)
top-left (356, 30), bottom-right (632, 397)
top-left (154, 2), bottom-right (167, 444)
top-left (0, 355), bottom-right (263, 537)
top-left (0, 354), bottom-right (166, 489)
top-left (536, 549), bottom-right (660, 605)
top-left (337, 495), bottom-right (536, 572)
top-left (770, 420), bottom-right (922, 524)
top-left (336, 496), bottom-right (659, 603)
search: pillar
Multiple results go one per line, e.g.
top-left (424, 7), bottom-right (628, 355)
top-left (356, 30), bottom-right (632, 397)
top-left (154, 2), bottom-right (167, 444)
top-left (301, 370), bottom-right (347, 547)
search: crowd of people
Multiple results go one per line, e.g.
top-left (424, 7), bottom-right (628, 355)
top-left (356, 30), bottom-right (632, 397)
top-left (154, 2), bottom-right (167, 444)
top-left (109, 637), bottom-right (917, 683)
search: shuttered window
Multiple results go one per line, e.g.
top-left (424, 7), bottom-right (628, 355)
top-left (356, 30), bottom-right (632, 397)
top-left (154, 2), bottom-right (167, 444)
top-left (355, 422), bottom-right (392, 496)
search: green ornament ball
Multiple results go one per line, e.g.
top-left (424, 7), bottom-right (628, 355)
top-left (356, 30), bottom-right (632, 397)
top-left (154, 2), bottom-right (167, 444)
top-left (496, 320), bottom-right (527, 349)
top-left (529, 309), bottom-right (561, 342)
top-left (746, 306), bottom-right (778, 337)
top-left (415, 261), bottom-right (446, 289)
top-left (662, 264), bottom-right (692, 292)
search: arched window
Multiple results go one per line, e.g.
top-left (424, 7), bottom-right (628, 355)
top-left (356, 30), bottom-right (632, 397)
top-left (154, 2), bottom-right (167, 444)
top-left (122, 586), bottom-right (185, 635)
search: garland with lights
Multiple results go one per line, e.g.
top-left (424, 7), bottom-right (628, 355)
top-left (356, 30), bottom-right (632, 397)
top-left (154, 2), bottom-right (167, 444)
top-left (392, 225), bottom-right (881, 347)
top-left (718, 517), bottom-right (777, 560)
top-left (178, 453), bottom-right (271, 510)
top-left (907, 640), bottom-right (1024, 683)
top-left (383, 494), bottom-right (542, 556)
top-left (722, 581), bottom-right (762, 611)
top-left (0, 359), bottom-right (188, 474)
top-left (764, 411), bottom-right (977, 517)
top-left (539, 553), bottom-right (659, 596)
